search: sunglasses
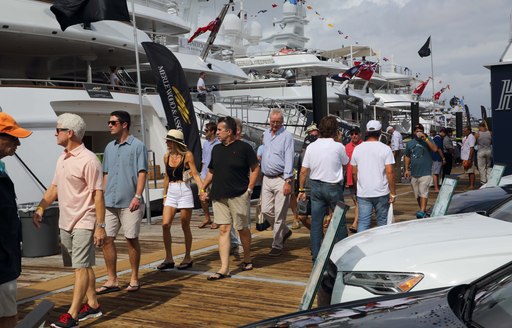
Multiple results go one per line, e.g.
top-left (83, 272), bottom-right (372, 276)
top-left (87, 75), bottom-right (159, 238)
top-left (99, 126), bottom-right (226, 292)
top-left (108, 120), bottom-right (121, 126)
top-left (0, 133), bottom-right (19, 141)
top-left (56, 128), bottom-right (69, 133)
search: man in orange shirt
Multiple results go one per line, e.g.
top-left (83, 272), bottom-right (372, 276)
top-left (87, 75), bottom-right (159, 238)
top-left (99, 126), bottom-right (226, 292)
top-left (33, 113), bottom-right (105, 328)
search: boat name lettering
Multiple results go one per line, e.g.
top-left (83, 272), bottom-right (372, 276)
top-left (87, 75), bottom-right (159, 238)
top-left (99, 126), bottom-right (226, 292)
top-left (496, 79), bottom-right (512, 111)
top-left (158, 65), bottom-right (182, 130)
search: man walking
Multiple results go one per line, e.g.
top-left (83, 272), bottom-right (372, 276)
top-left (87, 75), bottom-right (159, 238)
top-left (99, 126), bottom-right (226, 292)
top-left (404, 124), bottom-right (438, 218)
top-left (33, 113), bottom-right (105, 327)
top-left (96, 111), bottom-right (148, 295)
top-left (298, 116), bottom-right (349, 262)
top-left (386, 125), bottom-right (403, 183)
top-left (351, 120), bottom-right (396, 232)
top-left (0, 113), bottom-right (32, 328)
top-left (461, 126), bottom-right (476, 190)
top-left (260, 109), bottom-right (295, 256)
top-left (198, 122), bottom-right (220, 229)
top-left (200, 116), bottom-right (260, 279)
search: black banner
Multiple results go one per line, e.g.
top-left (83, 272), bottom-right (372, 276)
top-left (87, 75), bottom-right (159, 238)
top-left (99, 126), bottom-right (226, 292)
top-left (141, 42), bottom-right (202, 170)
top-left (464, 104), bottom-right (471, 128)
top-left (51, 0), bottom-right (130, 31)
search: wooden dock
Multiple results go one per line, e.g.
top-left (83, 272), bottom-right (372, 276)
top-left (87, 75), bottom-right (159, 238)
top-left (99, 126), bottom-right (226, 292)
top-left (17, 168), bottom-right (474, 327)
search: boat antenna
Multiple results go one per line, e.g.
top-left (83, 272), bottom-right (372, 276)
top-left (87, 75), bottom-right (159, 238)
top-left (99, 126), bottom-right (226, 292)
top-left (14, 153), bottom-right (47, 191)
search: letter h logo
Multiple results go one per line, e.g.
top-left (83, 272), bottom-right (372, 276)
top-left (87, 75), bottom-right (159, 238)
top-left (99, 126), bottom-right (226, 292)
top-left (497, 79), bottom-right (512, 111)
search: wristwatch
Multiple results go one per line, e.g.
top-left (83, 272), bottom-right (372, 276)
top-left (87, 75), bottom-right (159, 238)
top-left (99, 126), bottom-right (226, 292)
top-left (96, 223), bottom-right (106, 228)
top-left (285, 179), bottom-right (292, 185)
top-left (134, 194), bottom-right (142, 200)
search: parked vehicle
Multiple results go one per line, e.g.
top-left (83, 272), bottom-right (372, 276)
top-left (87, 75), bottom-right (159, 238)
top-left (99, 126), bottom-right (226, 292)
top-left (243, 260), bottom-right (512, 328)
top-left (321, 185), bottom-right (512, 304)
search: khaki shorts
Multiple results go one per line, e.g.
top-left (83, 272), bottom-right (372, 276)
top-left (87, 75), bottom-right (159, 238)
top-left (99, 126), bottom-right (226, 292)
top-left (464, 165), bottom-right (476, 174)
top-left (60, 228), bottom-right (95, 268)
top-left (105, 207), bottom-right (144, 239)
top-left (212, 191), bottom-right (251, 230)
top-left (0, 279), bottom-right (17, 317)
top-left (411, 175), bottom-right (432, 198)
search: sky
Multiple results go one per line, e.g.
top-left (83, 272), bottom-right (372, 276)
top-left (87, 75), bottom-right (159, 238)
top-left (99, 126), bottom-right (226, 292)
top-left (196, 0), bottom-right (511, 118)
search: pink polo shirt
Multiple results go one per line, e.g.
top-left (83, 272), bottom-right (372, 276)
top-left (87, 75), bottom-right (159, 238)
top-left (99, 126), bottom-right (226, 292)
top-left (52, 143), bottom-right (103, 231)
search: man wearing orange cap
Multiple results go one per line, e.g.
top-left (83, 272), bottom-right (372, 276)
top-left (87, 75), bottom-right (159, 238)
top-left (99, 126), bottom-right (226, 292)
top-left (0, 113), bottom-right (32, 327)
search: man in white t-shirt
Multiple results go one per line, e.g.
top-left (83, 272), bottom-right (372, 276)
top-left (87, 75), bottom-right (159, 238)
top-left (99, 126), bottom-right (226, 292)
top-left (386, 125), bottom-right (403, 183)
top-left (298, 116), bottom-right (349, 262)
top-left (352, 120), bottom-right (396, 232)
top-left (461, 126), bottom-right (476, 190)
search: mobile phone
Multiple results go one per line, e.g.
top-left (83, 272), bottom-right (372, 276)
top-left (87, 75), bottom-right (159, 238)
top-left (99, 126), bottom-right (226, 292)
top-left (298, 198), bottom-right (309, 215)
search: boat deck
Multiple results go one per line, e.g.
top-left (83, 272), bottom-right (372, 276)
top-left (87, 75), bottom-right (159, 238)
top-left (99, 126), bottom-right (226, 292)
top-left (17, 169), bottom-right (474, 327)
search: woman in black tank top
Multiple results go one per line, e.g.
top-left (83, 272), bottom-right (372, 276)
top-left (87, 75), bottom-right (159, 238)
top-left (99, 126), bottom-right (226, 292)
top-left (157, 130), bottom-right (203, 271)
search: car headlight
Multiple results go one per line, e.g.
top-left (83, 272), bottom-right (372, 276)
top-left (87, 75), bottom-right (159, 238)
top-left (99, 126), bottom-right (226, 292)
top-left (343, 272), bottom-right (424, 295)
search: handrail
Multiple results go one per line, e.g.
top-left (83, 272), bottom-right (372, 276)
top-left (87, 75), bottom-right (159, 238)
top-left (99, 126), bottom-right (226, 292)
top-left (0, 78), bottom-right (141, 94)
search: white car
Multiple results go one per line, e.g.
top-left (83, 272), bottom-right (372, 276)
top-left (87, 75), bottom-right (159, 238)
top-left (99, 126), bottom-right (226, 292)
top-left (324, 186), bottom-right (512, 304)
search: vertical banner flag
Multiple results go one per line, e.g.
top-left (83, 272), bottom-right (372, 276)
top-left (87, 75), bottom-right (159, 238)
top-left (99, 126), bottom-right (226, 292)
top-left (464, 104), bottom-right (472, 128)
top-left (418, 36), bottom-right (431, 58)
top-left (141, 42), bottom-right (202, 169)
top-left (50, 0), bottom-right (130, 31)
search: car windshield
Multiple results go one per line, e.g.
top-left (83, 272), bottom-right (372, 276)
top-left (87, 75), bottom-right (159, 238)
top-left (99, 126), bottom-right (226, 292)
top-left (470, 271), bottom-right (512, 326)
top-left (446, 185), bottom-right (512, 216)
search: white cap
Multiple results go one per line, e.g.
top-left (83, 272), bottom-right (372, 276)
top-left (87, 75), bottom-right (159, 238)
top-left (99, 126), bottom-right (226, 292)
top-left (366, 120), bottom-right (382, 131)
top-left (386, 126), bottom-right (394, 133)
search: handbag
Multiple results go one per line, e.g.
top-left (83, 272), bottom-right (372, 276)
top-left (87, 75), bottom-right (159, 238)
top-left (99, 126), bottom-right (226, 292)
top-left (463, 160), bottom-right (472, 170)
top-left (256, 213), bottom-right (270, 231)
top-left (183, 168), bottom-right (193, 182)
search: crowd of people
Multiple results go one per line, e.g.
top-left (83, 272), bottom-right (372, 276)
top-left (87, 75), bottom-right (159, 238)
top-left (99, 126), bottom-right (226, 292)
top-left (0, 108), bottom-right (493, 327)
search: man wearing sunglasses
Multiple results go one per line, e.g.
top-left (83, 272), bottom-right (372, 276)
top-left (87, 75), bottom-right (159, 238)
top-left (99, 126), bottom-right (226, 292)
top-left (0, 113), bottom-right (32, 328)
top-left (98, 111), bottom-right (148, 295)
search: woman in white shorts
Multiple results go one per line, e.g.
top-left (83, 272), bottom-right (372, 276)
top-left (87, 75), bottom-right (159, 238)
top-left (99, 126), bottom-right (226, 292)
top-left (158, 130), bottom-right (203, 271)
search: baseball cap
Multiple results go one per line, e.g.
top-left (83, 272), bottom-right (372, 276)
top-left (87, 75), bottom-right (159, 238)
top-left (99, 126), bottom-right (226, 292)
top-left (0, 113), bottom-right (32, 138)
top-left (305, 123), bottom-right (319, 134)
top-left (386, 126), bottom-right (393, 133)
top-left (366, 120), bottom-right (382, 131)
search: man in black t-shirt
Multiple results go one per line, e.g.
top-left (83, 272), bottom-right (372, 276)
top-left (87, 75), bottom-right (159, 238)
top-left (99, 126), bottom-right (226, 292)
top-left (200, 116), bottom-right (260, 279)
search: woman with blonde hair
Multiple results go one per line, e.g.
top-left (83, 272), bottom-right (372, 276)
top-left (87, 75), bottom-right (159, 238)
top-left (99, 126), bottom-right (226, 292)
top-left (157, 130), bottom-right (203, 271)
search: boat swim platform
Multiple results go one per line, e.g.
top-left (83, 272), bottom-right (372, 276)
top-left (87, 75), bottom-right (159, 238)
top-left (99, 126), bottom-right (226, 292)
top-left (17, 167), bottom-right (475, 327)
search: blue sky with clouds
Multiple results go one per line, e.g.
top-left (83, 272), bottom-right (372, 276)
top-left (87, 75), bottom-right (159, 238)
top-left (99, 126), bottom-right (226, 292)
top-left (195, 0), bottom-right (511, 117)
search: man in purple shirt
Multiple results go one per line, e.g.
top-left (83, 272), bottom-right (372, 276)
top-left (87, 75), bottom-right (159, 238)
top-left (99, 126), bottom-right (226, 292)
top-left (260, 109), bottom-right (295, 257)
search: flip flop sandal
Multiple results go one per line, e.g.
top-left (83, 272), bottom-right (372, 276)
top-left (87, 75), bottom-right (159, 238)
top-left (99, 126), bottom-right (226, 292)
top-left (125, 284), bottom-right (140, 292)
top-left (198, 220), bottom-right (212, 229)
top-left (240, 262), bottom-right (253, 271)
top-left (207, 272), bottom-right (231, 281)
top-left (177, 261), bottom-right (193, 270)
top-left (96, 285), bottom-right (121, 295)
top-left (157, 262), bottom-right (175, 271)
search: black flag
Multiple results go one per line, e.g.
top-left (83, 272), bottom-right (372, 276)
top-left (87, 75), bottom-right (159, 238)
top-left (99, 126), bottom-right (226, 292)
top-left (50, 0), bottom-right (130, 31)
top-left (464, 104), bottom-right (472, 128)
top-left (418, 36), bottom-right (431, 58)
top-left (141, 42), bottom-right (202, 170)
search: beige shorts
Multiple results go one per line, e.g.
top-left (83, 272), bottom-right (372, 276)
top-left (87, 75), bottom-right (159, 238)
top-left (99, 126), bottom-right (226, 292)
top-left (212, 191), bottom-right (251, 230)
top-left (60, 228), bottom-right (95, 268)
top-left (411, 175), bottom-right (433, 198)
top-left (0, 279), bottom-right (17, 317)
top-left (105, 207), bottom-right (144, 239)
top-left (464, 165), bottom-right (476, 174)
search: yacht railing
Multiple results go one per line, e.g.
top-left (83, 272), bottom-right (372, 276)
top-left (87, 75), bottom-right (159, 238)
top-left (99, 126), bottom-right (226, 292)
top-left (0, 78), bottom-right (141, 94)
top-left (218, 95), bottom-right (310, 139)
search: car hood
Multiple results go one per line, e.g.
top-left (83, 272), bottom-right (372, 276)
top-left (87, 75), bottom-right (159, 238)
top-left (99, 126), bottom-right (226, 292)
top-left (330, 213), bottom-right (512, 286)
top-left (243, 288), bottom-right (466, 328)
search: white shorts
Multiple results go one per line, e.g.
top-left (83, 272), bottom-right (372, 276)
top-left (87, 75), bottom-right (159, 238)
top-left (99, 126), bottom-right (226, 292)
top-left (164, 182), bottom-right (194, 209)
top-left (0, 279), bottom-right (17, 317)
top-left (411, 176), bottom-right (433, 199)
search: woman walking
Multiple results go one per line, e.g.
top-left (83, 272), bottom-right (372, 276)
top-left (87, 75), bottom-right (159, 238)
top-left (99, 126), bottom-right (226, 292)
top-left (158, 130), bottom-right (203, 271)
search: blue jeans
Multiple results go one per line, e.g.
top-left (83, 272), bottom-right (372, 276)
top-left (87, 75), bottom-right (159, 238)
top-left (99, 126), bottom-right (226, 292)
top-left (357, 195), bottom-right (390, 232)
top-left (309, 179), bottom-right (344, 262)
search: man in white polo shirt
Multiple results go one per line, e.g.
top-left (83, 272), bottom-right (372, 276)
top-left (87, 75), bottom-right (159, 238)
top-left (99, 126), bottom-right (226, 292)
top-left (352, 120), bottom-right (396, 232)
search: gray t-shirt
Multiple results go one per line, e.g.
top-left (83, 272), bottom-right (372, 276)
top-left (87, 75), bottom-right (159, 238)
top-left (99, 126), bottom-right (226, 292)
top-left (477, 131), bottom-right (492, 150)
